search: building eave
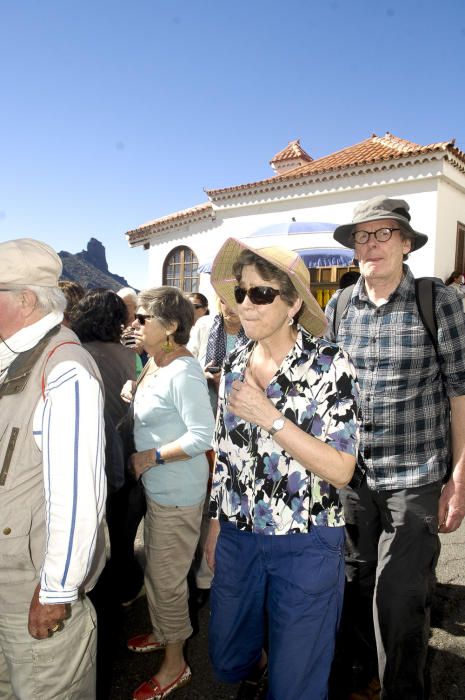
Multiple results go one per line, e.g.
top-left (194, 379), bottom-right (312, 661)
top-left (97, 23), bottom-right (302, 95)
top-left (206, 149), bottom-right (455, 206)
top-left (126, 203), bottom-right (215, 248)
top-left (205, 141), bottom-right (465, 202)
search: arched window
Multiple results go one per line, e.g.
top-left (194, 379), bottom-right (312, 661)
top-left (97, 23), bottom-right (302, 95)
top-left (163, 246), bottom-right (199, 292)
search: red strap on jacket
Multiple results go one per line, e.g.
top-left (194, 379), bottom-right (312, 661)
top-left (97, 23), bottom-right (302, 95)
top-left (41, 341), bottom-right (81, 399)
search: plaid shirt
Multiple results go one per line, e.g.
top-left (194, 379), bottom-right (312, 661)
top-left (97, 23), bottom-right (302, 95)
top-left (326, 266), bottom-right (465, 490)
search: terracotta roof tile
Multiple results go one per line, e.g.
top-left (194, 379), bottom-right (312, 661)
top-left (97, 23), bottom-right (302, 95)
top-left (270, 139), bottom-right (313, 164)
top-left (126, 202), bottom-right (214, 244)
top-left (126, 132), bottom-right (465, 243)
top-left (206, 132), bottom-right (461, 198)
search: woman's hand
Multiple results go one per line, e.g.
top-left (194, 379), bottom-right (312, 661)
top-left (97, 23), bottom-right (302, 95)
top-left (205, 519), bottom-right (221, 572)
top-left (129, 449), bottom-right (154, 480)
top-left (120, 379), bottom-right (136, 404)
top-left (229, 381), bottom-right (356, 489)
top-left (228, 379), bottom-right (279, 430)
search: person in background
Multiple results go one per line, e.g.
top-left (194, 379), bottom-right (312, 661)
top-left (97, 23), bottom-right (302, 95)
top-left (445, 270), bottom-right (465, 311)
top-left (326, 196), bottom-right (465, 699)
top-left (118, 286), bottom-right (147, 374)
top-left (188, 296), bottom-right (248, 406)
top-left (71, 287), bottom-right (137, 698)
top-left (205, 238), bottom-right (360, 700)
top-left (126, 286), bottom-right (215, 700)
top-left (338, 270), bottom-right (361, 290)
top-left (0, 239), bottom-right (106, 699)
top-left (118, 286), bottom-right (138, 325)
top-left (188, 292), bottom-right (210, 323)
top-left (58, 279), bottom-right (85, 326)
top-left (187, 294), bottom-right (249, 613)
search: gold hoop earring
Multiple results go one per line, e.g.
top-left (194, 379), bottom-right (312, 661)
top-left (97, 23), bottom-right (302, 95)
top-left (162, 334), bottom-right (173, 352)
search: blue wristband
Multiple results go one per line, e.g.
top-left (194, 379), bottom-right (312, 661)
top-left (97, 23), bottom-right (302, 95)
top-left (155, 448), bottom-right (165, 465)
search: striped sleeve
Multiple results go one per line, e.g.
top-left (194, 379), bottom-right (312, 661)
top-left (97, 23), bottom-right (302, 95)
top-left (36, 360), bottom-right (106, 604)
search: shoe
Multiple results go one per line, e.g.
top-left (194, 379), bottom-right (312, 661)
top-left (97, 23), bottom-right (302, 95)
top-left (133, 664), bottom-right (192, 700)
top-left (122, 585), bottom-right (146, 608)
top-left (348, 677), bottom-right (381, 700)
top-left (236, 666), bottom-right (268, 700)
top-left (127, 633), bottom-right (166, 653)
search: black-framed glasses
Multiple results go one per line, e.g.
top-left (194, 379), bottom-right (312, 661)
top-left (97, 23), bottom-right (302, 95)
top-left (135, 313), bottom-right (154, 325)
top-left (192, 304), bottom-right (205, 310)
top-left (352, 227), bottom-right (400, 244)
top-left (234, 285), bottom-right (281, 306)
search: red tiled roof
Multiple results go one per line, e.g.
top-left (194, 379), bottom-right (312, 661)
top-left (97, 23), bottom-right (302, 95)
top-left (270, 139), bottom-right (313, 164)
top-left (126, 132), bottom-right (465, 244)
top-left (126, 202), bottom-right (214, 245)
top-left (206, 132), bottom-right (463, 198)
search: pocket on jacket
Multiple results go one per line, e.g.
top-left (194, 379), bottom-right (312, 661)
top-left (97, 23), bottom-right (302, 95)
top-left (0, 426), bottom-right (20, 487)
top-left (0, 506), bottom-right (37, 583)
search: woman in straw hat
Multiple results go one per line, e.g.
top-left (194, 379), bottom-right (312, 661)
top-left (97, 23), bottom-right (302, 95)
top-left (205, 239), bottom-right (360, 700)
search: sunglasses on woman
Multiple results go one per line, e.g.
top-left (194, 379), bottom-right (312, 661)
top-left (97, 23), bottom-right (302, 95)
top-left (135, 313), bottom-right (154, 325)
top-left (234, 285), bottom-right (281, 306)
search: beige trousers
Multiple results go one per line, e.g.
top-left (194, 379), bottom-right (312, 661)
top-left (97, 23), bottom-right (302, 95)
top-left (144, 498), bottom-right (203, 644)
top-left (0, 596), bottom-right (97, 700)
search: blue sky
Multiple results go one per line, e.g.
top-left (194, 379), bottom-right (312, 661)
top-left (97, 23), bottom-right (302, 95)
top-left (1, 0), bottom-right (465, 288)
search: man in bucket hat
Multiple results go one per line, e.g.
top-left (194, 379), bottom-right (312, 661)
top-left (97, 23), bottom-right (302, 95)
top-left (326, 196), bottom-right (465, 699)
top-left (0, 238), bottom-right (106, 698)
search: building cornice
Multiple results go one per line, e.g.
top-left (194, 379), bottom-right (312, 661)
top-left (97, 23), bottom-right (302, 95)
top-left (126, 203), bottom-right (216, 248)
top-left (206, 149), bottom-right (455, 205)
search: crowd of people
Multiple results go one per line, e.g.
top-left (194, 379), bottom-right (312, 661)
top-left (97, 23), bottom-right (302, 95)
top-left (1, 194), bottom-right (465, 700)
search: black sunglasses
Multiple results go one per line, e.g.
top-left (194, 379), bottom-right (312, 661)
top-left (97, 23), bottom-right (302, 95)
top-left (234, 285), bottom-right (281, 306)
top-left (135, 313), bottom-right (154, 325)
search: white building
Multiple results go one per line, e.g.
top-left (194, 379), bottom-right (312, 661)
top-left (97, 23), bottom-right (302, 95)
top-left (125, 132), bottom-right (465, 306)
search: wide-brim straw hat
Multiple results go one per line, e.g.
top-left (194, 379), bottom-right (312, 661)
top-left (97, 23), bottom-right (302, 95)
top-left (333, 195), bottom-right (428, 251)
top-left (210, 237), bottom-right (327, 337)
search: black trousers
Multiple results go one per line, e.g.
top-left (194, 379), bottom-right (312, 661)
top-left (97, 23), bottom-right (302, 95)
top-left (338, 479), bottom-right (441, 700)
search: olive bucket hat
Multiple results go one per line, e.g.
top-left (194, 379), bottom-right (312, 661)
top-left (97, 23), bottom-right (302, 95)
top-left (210, 237), bottom-right (327, 337)
top-left (333, 196), bottom-right (428, 251)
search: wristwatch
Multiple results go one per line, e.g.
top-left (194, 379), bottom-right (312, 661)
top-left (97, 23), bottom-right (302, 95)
top-left (269, 417), bottom-right (285, 436)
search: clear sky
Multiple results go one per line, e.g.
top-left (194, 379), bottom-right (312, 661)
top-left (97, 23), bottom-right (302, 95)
top-left (1, 0), bottom-right (465, 289)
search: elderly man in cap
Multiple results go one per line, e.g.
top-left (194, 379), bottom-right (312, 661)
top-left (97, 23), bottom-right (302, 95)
top-left (325, 196), bottom-right (465, 700)
top-left (0, 238), bottom-right (106, 699)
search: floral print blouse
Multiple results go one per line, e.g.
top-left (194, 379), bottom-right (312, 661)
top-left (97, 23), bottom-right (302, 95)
top-left (209, 328), bottom-right (360, 534)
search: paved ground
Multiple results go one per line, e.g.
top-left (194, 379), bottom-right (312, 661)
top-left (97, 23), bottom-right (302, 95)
top-left (429, 522), bottom-right (465, 699)
top-left (110, 522), bottom-right (465, 699)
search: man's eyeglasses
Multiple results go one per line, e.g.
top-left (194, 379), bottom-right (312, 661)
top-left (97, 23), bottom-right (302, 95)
top-left (135, 313), bottom-right (154, 325)
top-left (352, 227), bottom-right (400, 244)
top-left (234, 285), bottom-right (281, 306)
top-left (192, 304), bottom-right (205, 310)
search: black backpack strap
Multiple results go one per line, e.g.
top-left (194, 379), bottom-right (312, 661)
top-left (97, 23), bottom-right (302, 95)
top-left (415, 278), bottom-right (439, 356)
top-left (333, 284), bottom-right (355, 338)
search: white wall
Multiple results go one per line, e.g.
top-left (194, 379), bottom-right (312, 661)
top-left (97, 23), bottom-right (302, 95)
top-left (435, 163), bottom-right (465, 281)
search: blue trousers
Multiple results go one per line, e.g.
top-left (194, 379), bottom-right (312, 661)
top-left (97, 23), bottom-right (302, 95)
top-left (209, 522), bottom-right (345, 700)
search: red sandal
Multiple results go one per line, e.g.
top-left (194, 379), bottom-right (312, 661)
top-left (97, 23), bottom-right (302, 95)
top-left (127, 633), bottom-right (166, 653)
top-left (132, 664), bottom-right (192, 700)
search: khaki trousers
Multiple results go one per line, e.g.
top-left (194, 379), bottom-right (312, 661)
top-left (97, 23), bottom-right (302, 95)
top-left (144, 498), bottom-right (203, 643)
top-left (0, 596), bottom-right (97, 700)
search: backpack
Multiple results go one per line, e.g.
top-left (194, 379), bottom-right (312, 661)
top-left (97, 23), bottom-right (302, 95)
top-left (332, 277), bottom-right (441, 355)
